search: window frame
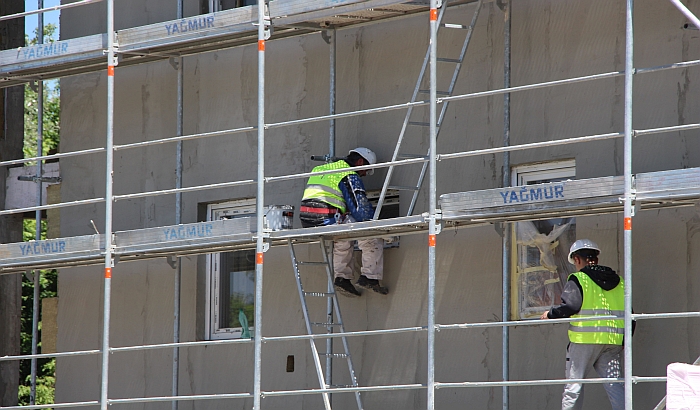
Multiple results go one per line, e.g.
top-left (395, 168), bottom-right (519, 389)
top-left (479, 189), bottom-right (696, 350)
top-left (207, 0), bottom-right (256, 12)
top-left (205, 199), bottom-right (256, 340)
top-left (510, 160), bottom-right (576, 320)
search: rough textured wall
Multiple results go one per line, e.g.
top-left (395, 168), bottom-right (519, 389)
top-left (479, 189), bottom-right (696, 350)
top-left (55, 0), bottom-right (700, 409)
top-left (61, 0), bottom-right (201, 39)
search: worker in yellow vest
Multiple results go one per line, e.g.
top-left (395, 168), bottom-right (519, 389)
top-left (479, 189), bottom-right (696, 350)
top-left (300, 147), bottom-right (388, 297)
top-left (541, 239), bottom-right (625, 410)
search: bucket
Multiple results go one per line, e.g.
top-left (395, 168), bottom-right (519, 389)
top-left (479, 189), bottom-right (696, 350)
top-left (264, 205), bottom-right (294, 231)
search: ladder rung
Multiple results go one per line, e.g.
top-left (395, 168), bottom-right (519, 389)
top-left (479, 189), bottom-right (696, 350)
top-left (298, 261), bottom-right (327, 266)
top-left (441, 23), bottom-right (469, 29)
top-left (329, 384), bottom-right (357, 389)
top-left (303, 291), bottom-right (334, 297)
top-left (311, 322), bottom-right (342, 327)
top-left (418, 89), bottom-right (450, 96)
top-left (408, 121), bottom-right (441, 127)
top-left (437, 57), bottom-right (462, 64)
top-left (319, 353), bottom-right (349, 358)
top-left (388, 185), bottom-right (420, 192)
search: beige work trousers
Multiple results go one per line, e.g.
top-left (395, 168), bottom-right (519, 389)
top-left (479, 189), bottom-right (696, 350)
top-left (333, 238), bottom-right (384, 280)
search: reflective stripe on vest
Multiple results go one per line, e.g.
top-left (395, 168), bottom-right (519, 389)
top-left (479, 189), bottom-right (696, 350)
top-left (301, 160), bottom-right (356, 213)
top-left (568, 271), bottom-right (625, 345)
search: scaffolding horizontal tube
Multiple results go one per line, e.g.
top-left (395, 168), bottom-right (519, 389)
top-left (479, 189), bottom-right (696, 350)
top-left (0, 197), bottom-right (105, 216)
top-left (0, 349), bottom-right (100, 362)
top-left (632, 312), bottom-right (700, 320)
top-left (0, 401), bottom-right (98, 410)
top-left (438, 132), bottom-right (623, 161)
top-left (113, 179), bottom-right (255, 201)
top-left (113, 126), bottom-right (256, 151)
top-left (1, 312), bottom-right (693, 364)
top-left (262, 383), bottom-right (426, 397)
top-left (435, 376), bottom-right (669, 390)
top-left (0, 0), bottom-right (104, 22)
top-left (263, 326), bottom-right (426, 342)
top-left (0, 376), bottom-right (670, 410)
top-left (110, 337), bottom-right (252, 353)
top-left (635, 123), bottom-right (700, 136)
top-left (440, 59), bottom-right (700, 104)
top-left (0, 147), bottom-right (105, 168)
top-left (107, 392), bottom-right (253, 405)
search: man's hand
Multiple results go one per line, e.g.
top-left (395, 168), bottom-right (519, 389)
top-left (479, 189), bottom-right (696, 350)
top-left (540, 311), bottom-right (550, 320)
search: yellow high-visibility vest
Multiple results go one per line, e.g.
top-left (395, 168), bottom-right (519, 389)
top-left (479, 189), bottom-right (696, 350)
top-left (568, 271), bottom-right (625, 345)
top-left (301, 160), bottom-right (355, 212)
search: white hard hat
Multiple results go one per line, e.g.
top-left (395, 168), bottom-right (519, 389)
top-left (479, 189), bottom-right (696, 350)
top-left (349, 147), bottom-right (377, 175)
top-left (568, 239), bottom-right (601, 264)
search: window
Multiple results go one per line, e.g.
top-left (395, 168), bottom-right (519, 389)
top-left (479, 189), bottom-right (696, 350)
top-left (207, 0), bottom-right (256, 12)
top-left (511, 160), bottom-right (576, 320)
top-left (206, 199), bottom-right (256, 340)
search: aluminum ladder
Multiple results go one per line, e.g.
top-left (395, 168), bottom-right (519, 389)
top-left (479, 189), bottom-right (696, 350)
top-left (374, 0), bottom-right (484, 219)
top-left (287, 239), bottom-right (363, 410)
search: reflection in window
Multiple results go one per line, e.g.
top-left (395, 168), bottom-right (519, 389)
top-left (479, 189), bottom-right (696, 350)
top-left (515, 219), bottom-right (576, 319)
top-left (219, 250), bottom-right (255, 337)
top-left (511, 160), bottom-right (576, 319)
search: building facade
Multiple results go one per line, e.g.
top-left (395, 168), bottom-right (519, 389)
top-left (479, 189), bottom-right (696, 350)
top-left (50, 0), bottom-right (700, 409)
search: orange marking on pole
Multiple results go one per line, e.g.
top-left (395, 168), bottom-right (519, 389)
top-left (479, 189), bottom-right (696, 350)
top-left (107, 66), bottom-right (114, 77)
top-left (624, 217), bottom-right (632, 231)
top-left (105, 268), bottom-right (112, 278)
top-left (428, 234), bottom-right (436, 247)
top-left (258, 40), bottom-right (265, 51)
top-left (256, 252), bottom-right (264, 264)
top-left (430, 8), bottom-right (438, 21)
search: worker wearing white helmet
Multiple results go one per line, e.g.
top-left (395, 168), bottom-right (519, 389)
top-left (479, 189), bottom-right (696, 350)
top-left (541, 239), bottom-right (630, 410)
top-left (300, 147), bottom-right (387, 296)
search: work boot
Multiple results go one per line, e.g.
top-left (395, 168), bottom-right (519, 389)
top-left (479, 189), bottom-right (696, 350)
top-left (334, 277), bottom-right (361, 297)
top-left (356, 275), bottom-right (389, 295)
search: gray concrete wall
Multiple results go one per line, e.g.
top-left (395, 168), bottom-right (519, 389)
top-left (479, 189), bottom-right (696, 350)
top-left (55, 0), bottom-right (700, 409)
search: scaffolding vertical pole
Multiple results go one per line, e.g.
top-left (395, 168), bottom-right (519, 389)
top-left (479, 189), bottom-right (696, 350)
top-left (501, 1), bottom-right (511, 409)
top-left (172, 0), bottom-right (184, 408)
top-left (623, 0), bottom-right (634, 408)
top-left (253, 0), bottom-right (267, 408)
top-left (100, 0), bottom-right (116, 409)
top-left (326, 27), bottom-right (337, 402)
top-left (427, 1), bottom-right (438, 410)
top-left (29, 1), bottom-right (45, 405)
top-left (329, 28), bottom-right (336, 158)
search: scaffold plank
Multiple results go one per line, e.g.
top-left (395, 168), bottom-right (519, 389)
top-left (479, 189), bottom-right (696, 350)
top-left (0, 234), bottom-right (104, 272)
top-left (0, 34), bottom-right (106, 86)
top-left (440, 167), bottom-right (700, 223)
top-left (440, 176), bottom-right (624, 222)
top-left (1, 168), bottom-right (698, 274)
top-left (636, 167), bottom-right (700, 202)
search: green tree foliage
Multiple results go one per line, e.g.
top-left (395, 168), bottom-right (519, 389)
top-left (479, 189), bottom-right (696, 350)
top-left (19, 23), bottom-right (60, 406)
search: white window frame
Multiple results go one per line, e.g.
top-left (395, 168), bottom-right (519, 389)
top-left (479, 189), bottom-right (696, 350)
top-left (512, 160), bottom-right (576, 186)
top-left (511, 160), bottom-right (576, 320)
top-left (205, 199), bottom-right (256, 340)
top-left (207, 0), bottom-right (256, 12)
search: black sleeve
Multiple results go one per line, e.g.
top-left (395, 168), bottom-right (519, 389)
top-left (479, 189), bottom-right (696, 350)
top-left (547, 276), bottom-right (583, 319)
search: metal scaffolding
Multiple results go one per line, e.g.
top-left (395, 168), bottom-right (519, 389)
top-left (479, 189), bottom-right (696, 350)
top-left (1, 0), bottom-right (700, 409)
